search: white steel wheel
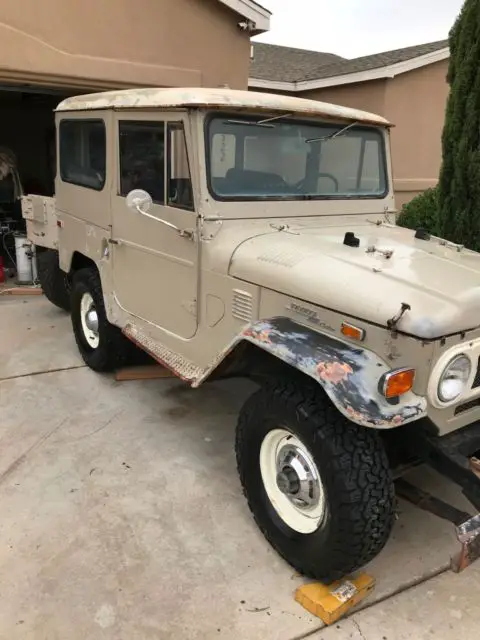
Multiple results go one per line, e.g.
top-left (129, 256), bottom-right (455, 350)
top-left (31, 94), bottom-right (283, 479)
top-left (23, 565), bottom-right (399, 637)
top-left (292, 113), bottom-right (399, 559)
top-left (259, 428), bottom-right (326, 534)
top-left (79, 292), bottom-right (100, 349)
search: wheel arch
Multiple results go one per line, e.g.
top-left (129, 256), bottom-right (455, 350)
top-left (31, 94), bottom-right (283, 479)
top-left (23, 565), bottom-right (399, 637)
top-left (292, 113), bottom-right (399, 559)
top-left (201, 317), bottom-right (427, 429)
top-left (67, 251), bottom-right (97, 276)
top-left (66, 251), bottom-right (117, 323)
top-left (36, 247), bottom-right (71, 311)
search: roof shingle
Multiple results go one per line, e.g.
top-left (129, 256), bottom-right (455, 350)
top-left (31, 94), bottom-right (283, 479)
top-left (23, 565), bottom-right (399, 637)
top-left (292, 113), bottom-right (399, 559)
top-left (250, 43), bottom-right (345, 82)
top-left (250, 40), bottom-right (449, 84)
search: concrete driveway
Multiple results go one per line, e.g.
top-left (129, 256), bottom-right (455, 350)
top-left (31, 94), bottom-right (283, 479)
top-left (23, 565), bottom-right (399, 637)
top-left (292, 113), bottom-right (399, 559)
top-left (0, 291), bottom-right (479, 639)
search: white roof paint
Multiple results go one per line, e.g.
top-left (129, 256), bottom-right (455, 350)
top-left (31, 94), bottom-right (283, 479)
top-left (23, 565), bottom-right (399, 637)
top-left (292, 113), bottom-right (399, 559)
top-left (216, 0), bottom-right (270, 33)
top-left (56, 87), bottom-right (390, 126)
top-left (249, 47), bottom-right (450, 92)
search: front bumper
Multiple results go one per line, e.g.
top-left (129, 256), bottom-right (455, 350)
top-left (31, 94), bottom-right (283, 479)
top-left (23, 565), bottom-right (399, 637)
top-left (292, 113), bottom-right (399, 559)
top-left (412, 419), bottom-right (480, 510)
top-left (454, 514), bottom-right (480, 572)
top-left (428, 398), bottom-right (480, 436)
top-left (403, 419), bottom-right (480, 571)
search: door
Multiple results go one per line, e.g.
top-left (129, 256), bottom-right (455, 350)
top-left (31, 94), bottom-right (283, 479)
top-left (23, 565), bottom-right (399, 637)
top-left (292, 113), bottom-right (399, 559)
top-left (111, 113), bottom-right (198, 339)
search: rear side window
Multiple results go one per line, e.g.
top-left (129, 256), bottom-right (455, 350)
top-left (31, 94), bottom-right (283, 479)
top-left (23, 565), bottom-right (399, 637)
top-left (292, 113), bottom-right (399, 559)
top-left (59, 120), bottom-right (106, 190)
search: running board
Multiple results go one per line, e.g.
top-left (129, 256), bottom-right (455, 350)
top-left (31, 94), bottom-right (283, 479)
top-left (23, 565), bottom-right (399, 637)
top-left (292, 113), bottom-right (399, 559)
top-left (123, 323), bottom-right (204, 384)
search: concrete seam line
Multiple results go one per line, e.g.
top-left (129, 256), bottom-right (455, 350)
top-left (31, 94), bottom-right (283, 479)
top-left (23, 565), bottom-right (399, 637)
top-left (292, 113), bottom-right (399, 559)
top-left (0, 364), bottom-right (87, 382)
top-left (0, 416), bottom-right (69, 486)
top-left (288, 564), bottom-right (451, 640)
top-left (352, 619), bottom-right (367, 640)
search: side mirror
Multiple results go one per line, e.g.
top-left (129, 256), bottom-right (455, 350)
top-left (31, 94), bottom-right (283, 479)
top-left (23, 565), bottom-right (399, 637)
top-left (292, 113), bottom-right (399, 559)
top-left (126, 189), bottom-right (153, 214)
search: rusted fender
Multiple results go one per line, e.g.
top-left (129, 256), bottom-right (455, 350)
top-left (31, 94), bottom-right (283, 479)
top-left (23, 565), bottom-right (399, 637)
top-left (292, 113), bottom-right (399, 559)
top-left (224, 317), bottom-right (426, 429)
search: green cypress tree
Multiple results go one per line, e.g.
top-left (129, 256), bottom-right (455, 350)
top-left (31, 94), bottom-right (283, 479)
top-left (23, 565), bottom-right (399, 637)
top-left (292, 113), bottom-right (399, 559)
top-left (437, 0), bottom-right (480, 249)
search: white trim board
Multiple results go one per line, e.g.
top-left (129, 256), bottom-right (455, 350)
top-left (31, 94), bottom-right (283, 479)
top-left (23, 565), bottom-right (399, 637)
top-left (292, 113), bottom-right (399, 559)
top-left (217, 0), bottom-right (270, 33)
top-left (249, 47), bottom-right (449, 92)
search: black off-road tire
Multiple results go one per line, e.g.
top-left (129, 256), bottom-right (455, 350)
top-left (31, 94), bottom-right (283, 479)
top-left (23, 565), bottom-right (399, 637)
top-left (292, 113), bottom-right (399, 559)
top-left (37, 249), bottom-right (71, 311)
top-left (71, 267), bottom-right (140, 372)
top-left (235, 378), bottom-right (396, 582)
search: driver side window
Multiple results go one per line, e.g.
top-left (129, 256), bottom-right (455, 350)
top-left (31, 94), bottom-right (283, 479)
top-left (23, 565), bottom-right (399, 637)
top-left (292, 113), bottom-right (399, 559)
top-left (167, 123), bottom-right (194, 211)
top-left (119, 121), bottom-right (165, 204)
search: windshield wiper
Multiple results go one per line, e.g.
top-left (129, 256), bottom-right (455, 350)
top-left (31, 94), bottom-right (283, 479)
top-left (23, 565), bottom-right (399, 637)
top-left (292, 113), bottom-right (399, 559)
top-left (305, 121), bottom-right (359, 144)
top-left (225, 112), bottom-right (293, 128)
top-left (257, 113), bottom-right (293, 125)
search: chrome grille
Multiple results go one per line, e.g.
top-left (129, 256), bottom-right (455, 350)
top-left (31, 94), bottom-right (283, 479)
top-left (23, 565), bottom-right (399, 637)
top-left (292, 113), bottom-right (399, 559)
top-left (472, 357), bottom-right (480, 389)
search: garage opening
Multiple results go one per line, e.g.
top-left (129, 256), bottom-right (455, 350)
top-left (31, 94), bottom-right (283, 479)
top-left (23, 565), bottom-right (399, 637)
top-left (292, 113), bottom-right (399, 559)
top-left (0, 85), bottom-right (78, 279)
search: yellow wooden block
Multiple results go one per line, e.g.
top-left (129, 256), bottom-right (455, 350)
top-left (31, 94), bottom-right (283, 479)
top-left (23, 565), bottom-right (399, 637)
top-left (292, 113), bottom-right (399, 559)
top-left (294, 573), bottom-right (375, 626)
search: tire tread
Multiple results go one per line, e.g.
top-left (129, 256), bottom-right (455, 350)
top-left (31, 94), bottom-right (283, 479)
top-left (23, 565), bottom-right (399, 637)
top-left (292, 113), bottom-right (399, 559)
top-left (71, 267), bottom-right (142, 372)
top-left (37, 249), bottom-right (70, 311)
top-left (235, 378), bottom-right (395, 581)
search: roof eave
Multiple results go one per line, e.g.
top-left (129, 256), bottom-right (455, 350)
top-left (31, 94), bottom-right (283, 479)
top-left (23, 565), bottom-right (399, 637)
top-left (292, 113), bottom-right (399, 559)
top-left (249, 46), bottom-right (450, 92)
top-left (217, 0), bottom-right (270, 34)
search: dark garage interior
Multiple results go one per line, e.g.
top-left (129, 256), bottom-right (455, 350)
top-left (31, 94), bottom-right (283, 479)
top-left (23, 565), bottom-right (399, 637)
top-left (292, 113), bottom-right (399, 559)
top-left (0, 86), bottom-right (73, 277)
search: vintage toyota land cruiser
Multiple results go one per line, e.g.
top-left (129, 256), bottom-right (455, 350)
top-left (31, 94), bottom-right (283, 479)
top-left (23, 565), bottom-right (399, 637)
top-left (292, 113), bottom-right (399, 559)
top-left (23, 88), bottom-right (480, 581)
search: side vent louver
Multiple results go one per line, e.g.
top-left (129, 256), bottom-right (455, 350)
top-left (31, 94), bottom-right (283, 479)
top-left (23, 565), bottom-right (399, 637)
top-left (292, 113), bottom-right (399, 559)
top-left (232, 289), bottom-right (253, 322)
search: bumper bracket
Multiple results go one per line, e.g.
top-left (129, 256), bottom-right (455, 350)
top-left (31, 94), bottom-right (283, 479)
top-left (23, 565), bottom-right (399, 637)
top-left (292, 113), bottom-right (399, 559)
top-left (401, 420), bottom-right (480, 571)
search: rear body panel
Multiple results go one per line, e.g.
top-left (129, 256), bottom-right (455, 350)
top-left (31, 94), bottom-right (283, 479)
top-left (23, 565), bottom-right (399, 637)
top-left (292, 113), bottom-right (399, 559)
top-left (22, 194), bottom-right (58, 250)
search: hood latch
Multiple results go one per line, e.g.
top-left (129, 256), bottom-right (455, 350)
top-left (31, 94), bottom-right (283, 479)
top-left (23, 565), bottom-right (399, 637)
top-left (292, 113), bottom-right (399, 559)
top-left (387, 302), bottom-right (411, 333)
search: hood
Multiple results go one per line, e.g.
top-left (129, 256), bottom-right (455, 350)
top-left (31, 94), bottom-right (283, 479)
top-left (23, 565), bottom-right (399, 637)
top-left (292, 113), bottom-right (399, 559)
top-left (229, 221), bottom-right (480, 339)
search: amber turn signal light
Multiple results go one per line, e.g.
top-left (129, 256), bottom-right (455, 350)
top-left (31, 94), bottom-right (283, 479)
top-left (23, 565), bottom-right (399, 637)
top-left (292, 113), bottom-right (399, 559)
top-left (382, 368), bottom-right (415, 399)
top-left (341, 322), bottom-right (365, 341)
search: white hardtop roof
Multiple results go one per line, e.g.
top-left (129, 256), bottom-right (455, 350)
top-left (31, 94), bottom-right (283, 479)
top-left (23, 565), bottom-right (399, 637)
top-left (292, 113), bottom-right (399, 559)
top-left (56, 87), bottom-right (390, 127)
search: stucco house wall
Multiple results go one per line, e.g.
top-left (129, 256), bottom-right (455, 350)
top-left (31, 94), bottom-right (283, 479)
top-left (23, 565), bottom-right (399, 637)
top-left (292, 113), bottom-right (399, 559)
top-left (296, 60), bottom-right (449, 208)
top-left (250, 41), bottom-right (450, 209)
top-left (302, 79), bottom-right (387, 120)
top-left (0, 0), bottom-right (255, 91)
top-left (385, 59), bottom-right (449, 208)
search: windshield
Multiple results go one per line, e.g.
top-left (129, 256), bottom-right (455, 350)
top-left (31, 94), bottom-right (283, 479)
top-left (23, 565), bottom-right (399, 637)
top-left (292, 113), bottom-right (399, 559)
top-left (206, 114), bottom-right (388, 201)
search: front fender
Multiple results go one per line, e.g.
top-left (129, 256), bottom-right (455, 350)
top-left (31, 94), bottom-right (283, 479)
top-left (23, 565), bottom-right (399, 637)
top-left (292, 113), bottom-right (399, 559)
top-left (238, 317), bottom-right (427, 428)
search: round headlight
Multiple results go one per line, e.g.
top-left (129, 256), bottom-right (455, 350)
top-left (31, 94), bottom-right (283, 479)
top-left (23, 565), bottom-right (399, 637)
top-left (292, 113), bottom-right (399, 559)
top-left (437, 355), bottom-right (471, 403)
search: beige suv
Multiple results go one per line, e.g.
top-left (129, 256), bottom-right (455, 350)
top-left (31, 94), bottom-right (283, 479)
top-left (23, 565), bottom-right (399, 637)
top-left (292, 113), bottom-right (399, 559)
top-left (23, 87), bottom-right (480, 581)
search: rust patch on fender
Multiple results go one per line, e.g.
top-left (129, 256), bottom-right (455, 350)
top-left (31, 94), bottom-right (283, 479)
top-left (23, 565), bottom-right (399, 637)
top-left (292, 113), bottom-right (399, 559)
top-left (316, 361), bottom-right (353, 384)
top-left (240, 317), bottom-right (427, 429)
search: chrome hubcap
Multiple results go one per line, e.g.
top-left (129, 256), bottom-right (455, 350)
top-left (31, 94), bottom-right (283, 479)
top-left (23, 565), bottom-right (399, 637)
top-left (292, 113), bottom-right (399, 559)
top-left (259, 429), bottom-right (326, 534)
top-left (80, 292), bottom-right (100, 348)
top-left (275, 443), bottom-right (321, 508)
top-left (85, 308), bottom-right (99, 333)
